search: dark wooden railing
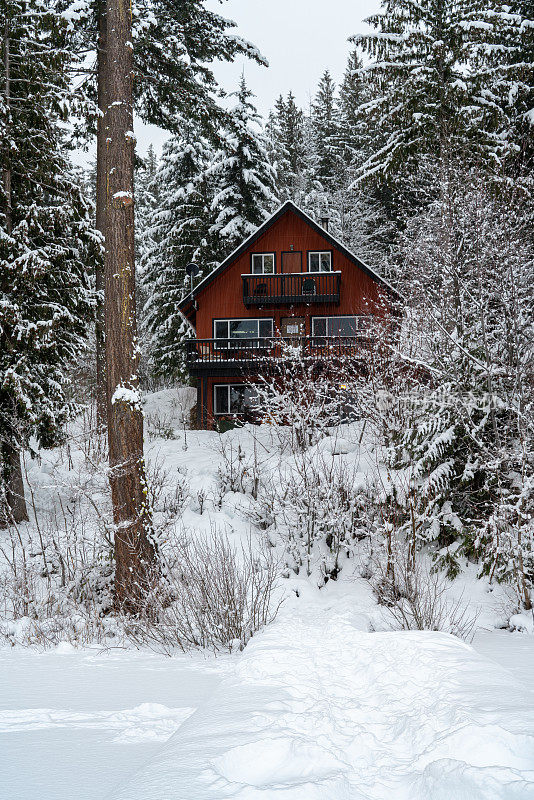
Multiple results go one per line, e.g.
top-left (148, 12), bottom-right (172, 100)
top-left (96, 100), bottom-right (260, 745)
top-left (242, 272), bottom-right (341, 306)
top-left (185, 336), bottom-right (367, 367)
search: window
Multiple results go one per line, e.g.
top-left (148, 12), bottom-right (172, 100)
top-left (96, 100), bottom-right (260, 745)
top-left (308, 251), bottom-right (332, 272)
top-left (312, 316), bottom-right (371, 338)
top-left (214, 384), bottom-right (258, 415)
top-left (214, 318), bottom-right (273, 347)
top-left (251, 253), bottom-right (275, 274)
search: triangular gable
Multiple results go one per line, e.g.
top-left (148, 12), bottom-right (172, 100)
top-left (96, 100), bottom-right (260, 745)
top-left (178, 200), bottom-right (400, 317)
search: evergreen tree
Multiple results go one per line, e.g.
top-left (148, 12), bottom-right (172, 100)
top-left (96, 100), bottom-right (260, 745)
top-left (135, 145), bottom-right (160, 386)
top-left (393, 166), bottom-right (534, 601)
top-left (351, 0), bottom-right (497, 185)
top-left (0, 0), bottom-right (95, 524)
top-left (311, 70), bottom-right (342, 192)
top-left (338, 49), bottom-right (368, 169)
top-left (270, 92), bottom-right (306, 199)
top-left (142, 122), bottom-right (215, 379)
top-left (136, 145), bottom-right (160, 270)
top-left (466, 0), bottom-right (534, 176)
top-left (209, 77), bottom-right (279, 255)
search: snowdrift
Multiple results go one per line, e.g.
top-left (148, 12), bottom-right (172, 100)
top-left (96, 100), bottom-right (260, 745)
top-left (110, 611), bottom-right (534, 799)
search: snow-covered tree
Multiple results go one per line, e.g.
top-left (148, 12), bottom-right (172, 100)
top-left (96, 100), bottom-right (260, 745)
top-left (393, 168), bottom-right (534, 604)
top-left (351, 0), bottom-right (498, 185)
top-left (266, 92), bottom-right (306, 200)
top-left (0, 0), bottom-right (95, 524)
top-left (311, 70), bottom-right (342, 193)
top-left (142, 122), bottom-right (215, 379)
top-left (209, 77), bottom-right (279, 255)
top-left (338, 49), bottom-right (368, 170)
top-left (466, 0), bottom-right (534, 176)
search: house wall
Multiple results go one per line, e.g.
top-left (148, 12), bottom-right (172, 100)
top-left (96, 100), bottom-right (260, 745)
top-left (190, 208), bottom-right (394, 428)
top-left (194, 210), bottom-right (388, 340)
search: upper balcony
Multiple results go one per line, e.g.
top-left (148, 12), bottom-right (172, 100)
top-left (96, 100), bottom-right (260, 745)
top-left (242, 271), bottom-right (341, 307)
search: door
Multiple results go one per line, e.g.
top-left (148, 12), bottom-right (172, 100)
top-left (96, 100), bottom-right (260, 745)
top-left (280, 317), bottom-right (305, 344)
top-left (281, 251), bottom-right (302, 273)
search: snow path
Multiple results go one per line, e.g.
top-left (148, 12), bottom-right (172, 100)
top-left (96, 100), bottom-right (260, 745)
top-left (112, 611), bottom-right (534, 800)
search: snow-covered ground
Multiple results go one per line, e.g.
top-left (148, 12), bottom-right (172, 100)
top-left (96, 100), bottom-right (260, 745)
top-left (1, 388), bottom-right (534, 799)
top-left (1, 609), bottom-right (533, 800)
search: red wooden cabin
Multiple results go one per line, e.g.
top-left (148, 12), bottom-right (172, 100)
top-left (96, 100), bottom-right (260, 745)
top-left (178, 200), bottom-right (399, 429)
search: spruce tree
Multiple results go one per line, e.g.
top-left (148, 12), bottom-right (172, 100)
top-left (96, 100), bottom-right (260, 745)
top-left (210, 77), bottom-right (279, 256)
top-left (135, 145), bottom-right (160, 386)
top-left (394, 166), bottom-right (534, 598)
top-left (0, 0), bottom-right (95, 524)
top-left (311, 70), bottom-right (342, 193)
top-left (142, 122), bottom-right (215, 379)
top-left (352, 0), bottom-right (494, 184)
top-left (271, 92), bottom-right (306, 199)
top-left (466, 0), bottom-right (534, 176)
top-left (338, 50), bottom-right (369, 171)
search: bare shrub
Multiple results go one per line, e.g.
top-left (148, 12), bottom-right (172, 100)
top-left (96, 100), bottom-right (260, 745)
top-left (145, 410), bottom-right (176, 440)
top-left (249, 445), bottom-right (369, 583)
top-left (216, 435), bottom-right (261, 498)
top-left (125, 528), bottom-right (281, 654)
top-left (369, 546), bottom-right (478, 641)
top-left (252, 343), bottom-right (360, 454)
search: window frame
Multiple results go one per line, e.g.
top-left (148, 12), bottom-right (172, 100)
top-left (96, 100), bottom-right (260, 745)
top-left (307, 250), bottom-right (333, 273)
top-left (213, 384), bottom-right (259, 416)
top-left (250, 252), bottom-right (276, 275)
top-left (311, 315), bottom-right (372, 338)
top-left (212, 317), bottom-right (274, 347)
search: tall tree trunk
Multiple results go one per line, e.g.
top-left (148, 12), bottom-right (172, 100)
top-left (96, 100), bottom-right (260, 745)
top-left (1, 444), bottom-right (29, 526)
top-left (95, 1), bottom-right (107, 428)
top-left (104, 0), bottom-right (155, 611)
top-left (1, 15), bottom-right (28, 527)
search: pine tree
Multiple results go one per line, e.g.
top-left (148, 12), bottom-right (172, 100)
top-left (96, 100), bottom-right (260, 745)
top-left (209, 76), bottom-right (279, 255)
top-left (311, 70), bottom-right (342, 193)
top-left (104, 0), bottom-right (156, 610)
top-left (466, 0), bottom-right (534, 176)
top-left (0, 0), bottom-right (95, 525)
top-left (142, 122), bottom-right (215, 379)
top-left (338, 49), bottom-right (368, 169)
top-left (351, 0), bottom-right (497, 185)
top-left (393, 166), bottom-right (534, 601)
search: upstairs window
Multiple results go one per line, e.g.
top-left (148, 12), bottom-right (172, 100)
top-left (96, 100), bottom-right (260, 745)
top-left (312, 315), bottom-right (371, 337)
top-left (308, 251), bottom-right (332, 272)
top-left (251, 253), bottom-right (275, 274)
top-left (214, 318), bottom-right (273, 346)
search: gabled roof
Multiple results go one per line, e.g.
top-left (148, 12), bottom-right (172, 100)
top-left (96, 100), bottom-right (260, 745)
top-left (178, 200), bottom-right (400, 315)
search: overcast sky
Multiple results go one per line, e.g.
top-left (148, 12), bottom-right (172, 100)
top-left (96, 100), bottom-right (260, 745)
top-left (75, 0), bottom-right (380, 165)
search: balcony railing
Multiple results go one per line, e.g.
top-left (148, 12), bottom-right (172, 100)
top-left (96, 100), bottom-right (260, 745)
top-left (242, 272), bottom-right (341, 306)
top-left (185, 336), bottom-right (368, 369)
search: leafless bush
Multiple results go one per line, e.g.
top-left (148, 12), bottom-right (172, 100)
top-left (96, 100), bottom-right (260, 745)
top-left (252, 345), bottom-right (360, 454)
top-left (249, 446), bottom-right (369, 583)
top-left (0, 474), bottom-right (115, 647)
top-left (216, 435), bottom-right (261, 498)
top-left (369, 547), bottom-right (478, 641)
top-left (145, 410), bottom-right (176, 440)
top-left (125, 528), bottom-right (281, 654)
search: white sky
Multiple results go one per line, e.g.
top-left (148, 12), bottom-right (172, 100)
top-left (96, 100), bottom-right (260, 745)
top-left (75, 0), bottom-right (379, 165)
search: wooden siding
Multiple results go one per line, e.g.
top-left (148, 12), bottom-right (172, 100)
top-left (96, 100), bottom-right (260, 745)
top-left (193, 209), bottom-right (388, 340)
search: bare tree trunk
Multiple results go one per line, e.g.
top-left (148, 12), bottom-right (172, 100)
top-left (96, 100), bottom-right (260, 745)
top-left (95, 1), bottom-right (107, 428)
top-left (1, 16), bottom-right (28, 527)
top-left (104, 0), bottom-right (155, 611)
top-left (1, 444), bottom-right (29, 526)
